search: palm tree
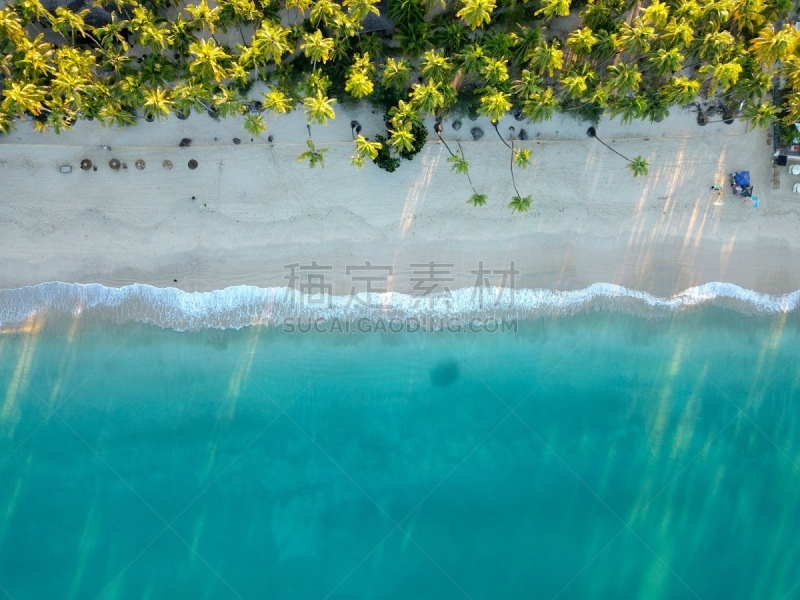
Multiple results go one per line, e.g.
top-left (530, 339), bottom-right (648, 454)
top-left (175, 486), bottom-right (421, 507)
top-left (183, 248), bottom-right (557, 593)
top-left (50, 6), bottom-right (98, 46)
top-left (481, 58), bottom-right (509, 86)
top-left (521, 87), bottom-right (558, 122)
top-left (478, 86), bottom-right (511, 125)
top-left (662, 17), bottom-right (694, 50)
top-left (433, 22), bottom-right (469, 54)
top-left (381, 57), bottom-right (411, 91)
top-left (2, 80), bottom-right (47, 117)
top-left (297, 137), bottom-right (327, 168)
top-left (664, 75), bottom-right (700, 105)
top-left (607, 95), bottom-right (647, 124)
top-left (17, 35), bottom-right (54, 82)
top-left (512, 25), bottom-right (541, 68)
top-left (395, 21), bottom-right (433, 59)
top-left (648, 47), bottom-right (684, 77)
top-left (457, 0), bottom-right (496, 30)
top-left (605, 64), bottom-right (642, 96)
top-left (641, 0), bottom-right (669, 28)
top-left (616, 18), bottom-right (655, 56)
top-left (173, 80), bottom-right (213, 115)
top-left (482, 32), bottom-right (515, 60)
top-left (388, 121), bottom-right (415, 154)
top-left (459, 43), bottom-right (487, 76)
top-left (142, 86), bottom-right (173, 120)
top-left (695, 30), bottom-right (735, 63)
top-left (350, 134), bottom-right (382, 168)
top-left (303, 91), bottom-right (335, 125)
top-left (698, 60), bottom-right (743, 95)
top-left (301, 30), bottom-right (335, 65)
top-left (343, 0), bottom-right (380, 22)
top-left (566, 27), bottom-right (598, 56)
top-left (587, 127), bottom-right (649, 178)
top-left (467, 193), bottom-right (488, 206)
top-left (249, 21), bottom-right (291, 69)
top-left (434, 123), bottom-right (486, 204)
top-left (185, 0), bottom-right (221, 43)
top-left (213, 85), bottom-right (246, 118)
top-left (628, 157), bottom-right (649, 177)
top-left (421, 50), bottom-right (453, 83)
top-left (263, 88), bottom-right (294, 114)
top-left (243, 113), bottom-right (267, 136)
top-left (217, 0), bottom-right (258, 45)
top-left (137, 16), bottom-right (172, 54)
top-left (94, 13), bottom-right (130, 51)
top-left (527, 40), bottom-right (563, 78)
top-left (188, 39), bottom-right (230, 83)
top-left (507, 139), bottom-right (532, 211)
top-left (308, 0), bottom-right (339, 27)
top-left (740, 101), bottom-right (777, 129)
top-left (410, 80), bottom-right (445, 115)
top-left (511, 69), bottom-right (543, 101)
top-left (508, 195), bottom-right (532, 212)
top-left (345, 54), bottom-right (374, 99)
top-left (750, 24), bottom-right (795, 65)
top-left (535, 0), bottom-right (571, 20)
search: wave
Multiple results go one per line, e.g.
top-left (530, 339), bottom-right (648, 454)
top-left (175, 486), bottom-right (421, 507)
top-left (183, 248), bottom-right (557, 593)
top-left (0, 282), bottom-right (798, 331)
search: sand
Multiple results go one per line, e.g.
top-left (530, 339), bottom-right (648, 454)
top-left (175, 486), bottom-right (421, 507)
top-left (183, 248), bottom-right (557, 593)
top-left (1, 101), bottom-right (799, 297)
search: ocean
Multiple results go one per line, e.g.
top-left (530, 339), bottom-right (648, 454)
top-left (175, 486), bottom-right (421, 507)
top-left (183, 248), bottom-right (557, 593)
top-left (1, 283), bottom-right (799, 599)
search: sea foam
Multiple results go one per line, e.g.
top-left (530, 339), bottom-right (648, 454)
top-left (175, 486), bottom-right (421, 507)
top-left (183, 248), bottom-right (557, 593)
top-left (0, 282), bottom-right (798, 331)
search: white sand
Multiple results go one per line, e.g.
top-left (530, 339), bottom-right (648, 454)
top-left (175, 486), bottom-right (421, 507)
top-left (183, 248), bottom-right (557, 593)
top-left (1, 104), bottom-right (799, 296)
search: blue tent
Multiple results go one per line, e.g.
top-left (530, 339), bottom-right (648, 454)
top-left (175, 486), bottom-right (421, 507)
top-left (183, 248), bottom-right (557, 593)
top-left (730, 171), bottom-right (753, 196)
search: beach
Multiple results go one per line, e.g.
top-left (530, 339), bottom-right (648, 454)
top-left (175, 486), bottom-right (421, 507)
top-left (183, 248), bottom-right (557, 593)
top-left (4, 110), bottom-right (800, 600)
top-left (2, 106), bottom-right (799, 299)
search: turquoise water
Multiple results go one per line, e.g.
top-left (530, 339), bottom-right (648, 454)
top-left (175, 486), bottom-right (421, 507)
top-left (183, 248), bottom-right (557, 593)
top-left (1, 309), bottom-right (800, 599)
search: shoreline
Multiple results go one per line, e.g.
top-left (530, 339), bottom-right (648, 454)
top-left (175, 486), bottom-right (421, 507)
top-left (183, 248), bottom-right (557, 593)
top-left (2, 281), bottom-right (799, 333)
top-left (2, 110), bottom-right (799, 300)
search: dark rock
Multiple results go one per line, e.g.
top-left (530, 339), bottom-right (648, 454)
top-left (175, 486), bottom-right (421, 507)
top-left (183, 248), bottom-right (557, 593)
top-left (518, 129), bottom-right (529, 141)
top-left (233, 137), bottom-right (241, 145)
top-left (176, 110), bottom-right (190, 120)
top-left (430, 361), bottom-right (459, 387)
top-left (471, 127), bottom-right (484, 141)
top-left (180, 137), bottom-right (192, 147)
top-left (84, 7), bottom-right (111, 27)
top-left (268, 134), bottom-right (274, 143)
top-left (452, 120), bottom-right (462, 131)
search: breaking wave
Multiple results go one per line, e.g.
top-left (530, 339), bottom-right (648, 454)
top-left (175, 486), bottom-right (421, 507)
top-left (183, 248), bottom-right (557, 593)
top-left (0, 282), bottom-right (798, 331)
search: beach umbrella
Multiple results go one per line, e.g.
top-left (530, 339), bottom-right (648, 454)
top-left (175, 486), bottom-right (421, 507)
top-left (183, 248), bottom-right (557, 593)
top-left (162, 160), bottom-right (173, 170)
top-left (188, 159), bottom-right (198, 170)
top-left (109, 158), bottom-right (121, 170)
top-left (80, 159), bottom-right (92, 170)
top-left (135, 159), bottom-right (146, 170)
